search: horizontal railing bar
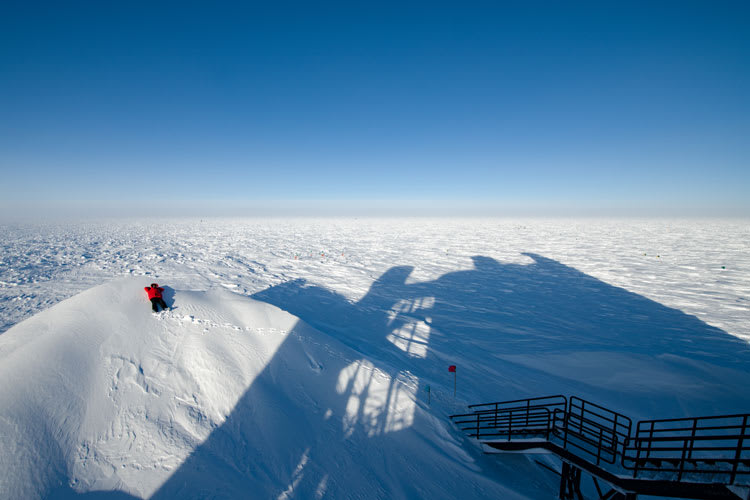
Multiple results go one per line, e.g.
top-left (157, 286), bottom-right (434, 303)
top-left (637, 414), bottom-right (750, 425)
top-left (568, 404), bottom-right (623, 420)
top-left (626, 458), bottom-right (750, 465)
top-left (453, 419), bottom-right (552, 427)
top-left (622, 462), bottom-right (750, 470)
top-left (561, 421), bottom-right (626, 445)
top-left (568, 406), bottom-right (623, 422)
top-left (567, 414), bottom-right (628, 432)
top-left (570, 397), bottom-right (633, 421)
top-left (567, 411), bottom-right (633, 433)
top-left (564, 428), bottom-right (619, 449)
top-left (455, 423), bottom-right (552, 431)
top-left (560, 427), bottom-right (619, 447)
top-left (467, 406), bottom-right (563, 416)
top-left (452, 413), bottom-right (552, 424)
top-left (636, 422), bottom-right (750, 432)
top-left (622, 466), bottom-right (750, 474)
top-left (455, 410), bottom-right (552, 418)
top-left (469, 395), bottom-right (567, 409)
top-left (636, 426), bottom-right (750, 436)
top-left (468, 406), bottom-right (557, 416)
top-left (470, 430), bottom-right (551, 437)
top-left (632, 435), bottom-right (750, 443)
top-left (566, 414), bottom-right (630, 436)
top-left (627, 450), bottom-right (750, 456)
top-left (454, 420), bottom-right (550, 427)
top-left (452, 411), bottom-right (553, 420)
top-left (629, 445), bottom-right (748, 451)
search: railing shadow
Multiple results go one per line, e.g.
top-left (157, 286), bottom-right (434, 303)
top-left (145, 253), bottom-right (750, 499)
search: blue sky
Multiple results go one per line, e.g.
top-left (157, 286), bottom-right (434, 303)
top-left (1, 1), bottom-right (748, 216)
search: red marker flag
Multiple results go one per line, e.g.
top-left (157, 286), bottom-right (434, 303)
top-left (448, 365), bottom-right (456, 372)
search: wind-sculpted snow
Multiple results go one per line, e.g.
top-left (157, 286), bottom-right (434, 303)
top-left (0, 218), bottom-right (749, 499)
top-left (1, 219), bottom-right (748, 341)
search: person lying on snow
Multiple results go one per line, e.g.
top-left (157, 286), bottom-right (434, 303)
top-left (145, 283), bottom-right (169, 312)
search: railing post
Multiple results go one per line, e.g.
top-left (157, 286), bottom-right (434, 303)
top-left (633, 434), bottom-right (641, 478)
top-left (597, 426), bottom-right (603, 465)
top-left (647, 421), bottom-right (654, 462)
top-left (613, 414), bottom-right (618, 453)
top-left (554, 409), bottom-right (559, 433)
top-left (679, 417), bottom-right (698, 481)
top-left (730, 415), bottom-right (748, 484)
top-left (526, 399), bottom-right (530, 427)
top-left (678, 436), bottom-right (688, 481)
top-left (508, 409), bottom-right (513, 441)
top-left (579, 400), bottom-right (585, 435)
top-left (687, 418), bottom-right (697, 462)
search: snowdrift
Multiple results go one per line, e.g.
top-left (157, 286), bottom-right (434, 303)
top-left (0, 277), bottom-right (536, 499)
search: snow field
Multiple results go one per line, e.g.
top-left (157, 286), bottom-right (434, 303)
top-left (0, 217), bottom-right (749, 499)
top-left (1, 218), bottom-right (747, 340)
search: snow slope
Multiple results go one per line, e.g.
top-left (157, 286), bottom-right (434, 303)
top-left (0, 277), bottom-right (544, 499)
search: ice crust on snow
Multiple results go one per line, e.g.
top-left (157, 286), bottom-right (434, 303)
top-left (1, 218), bottom-right (749, 499)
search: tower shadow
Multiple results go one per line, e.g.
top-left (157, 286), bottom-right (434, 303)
top-left (147, 253), bottom-right (750, 499)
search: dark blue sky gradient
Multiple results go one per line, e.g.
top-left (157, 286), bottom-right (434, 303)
top-left (1, 1), bottom-right (748, 215)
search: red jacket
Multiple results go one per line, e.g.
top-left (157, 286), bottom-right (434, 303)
top-left (145, 286), bottom-right (164, 299)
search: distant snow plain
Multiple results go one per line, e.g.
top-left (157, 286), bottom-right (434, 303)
top-left (2, 218), bottom-right (747, 341)
top-left (1, 217), bottom-right (749, 499)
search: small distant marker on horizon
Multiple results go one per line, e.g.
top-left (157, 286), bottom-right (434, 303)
top-left (722, 266), bottom-right (726, 269)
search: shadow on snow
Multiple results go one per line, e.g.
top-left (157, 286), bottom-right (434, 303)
top-left (67, 254), bottom-right (750, 498)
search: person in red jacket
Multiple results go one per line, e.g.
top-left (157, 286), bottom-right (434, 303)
top-left (145, 283), bottom-right (169, 312)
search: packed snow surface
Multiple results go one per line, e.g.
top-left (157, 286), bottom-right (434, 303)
top-left (1, 218), bottom-right (749, 499)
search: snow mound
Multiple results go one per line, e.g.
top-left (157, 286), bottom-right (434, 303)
top-left (0, 277), bottom-right (532, 499)
top-left (0, 278), bottom-right (301, 498)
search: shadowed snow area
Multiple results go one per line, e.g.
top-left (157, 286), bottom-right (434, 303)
top-left (2, 251), bottom-right (750, 499)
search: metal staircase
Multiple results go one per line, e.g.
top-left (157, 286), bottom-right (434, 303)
top-left (450, 396), bottom-right (750, 500)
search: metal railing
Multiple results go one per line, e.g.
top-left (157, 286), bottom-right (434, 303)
top-left (623, 413), bottom-right (750, 483)
top-left (451, 395), bottom-right (750, 486)
top-left (559, 397), bottom-right (632, 465)
top-left (451, 395), bottom-right (565, 440)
